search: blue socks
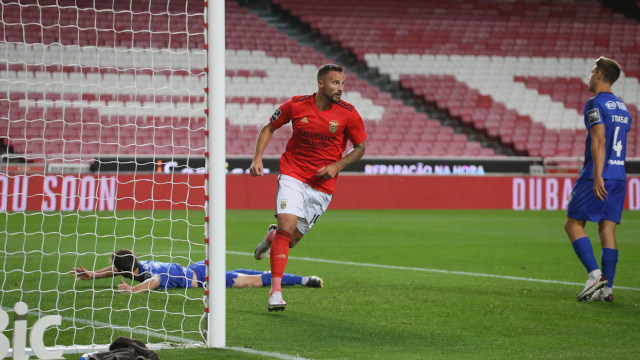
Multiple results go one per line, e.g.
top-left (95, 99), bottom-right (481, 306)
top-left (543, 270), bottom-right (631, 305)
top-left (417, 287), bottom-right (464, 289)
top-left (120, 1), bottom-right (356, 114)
top-left (601, 248), bottom-right (618, 287)
top-left (281, 273), bottom-right (303, 286)
top-left (260, 272), bottom-right (302, 286)
top-left (261, 272), bottom-right (271, 285)
top-left (572, 238), bottom-right (618, 287)
top-left (231, 269), bottom-right (304, 286)
top-left (229, 270), bottom-right (301, 286)
top-left (572, 237), bottom-right (599, 273)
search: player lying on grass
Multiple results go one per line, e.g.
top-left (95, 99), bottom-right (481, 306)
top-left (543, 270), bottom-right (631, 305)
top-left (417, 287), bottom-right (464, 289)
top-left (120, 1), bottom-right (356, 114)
top-left (71, 249), bottom-right (323, 293)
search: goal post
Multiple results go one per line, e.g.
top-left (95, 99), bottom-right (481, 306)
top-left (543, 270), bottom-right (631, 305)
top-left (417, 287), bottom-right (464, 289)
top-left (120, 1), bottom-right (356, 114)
top-left (206, 0), bottom-right (226, 349)
top-left (0, 0), bottom-right (225, 354)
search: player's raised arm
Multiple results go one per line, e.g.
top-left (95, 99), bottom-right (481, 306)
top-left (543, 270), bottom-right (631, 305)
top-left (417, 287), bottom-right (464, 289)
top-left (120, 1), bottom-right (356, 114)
top-left (250, 122), bottom-right (277, 177)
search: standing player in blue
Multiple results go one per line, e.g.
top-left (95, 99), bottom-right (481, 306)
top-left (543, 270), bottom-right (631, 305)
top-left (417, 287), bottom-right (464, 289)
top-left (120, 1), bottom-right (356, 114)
top-left (72, 249), bottom-right (323, 293)
top-left (565, 57), bottom-right (631, 302)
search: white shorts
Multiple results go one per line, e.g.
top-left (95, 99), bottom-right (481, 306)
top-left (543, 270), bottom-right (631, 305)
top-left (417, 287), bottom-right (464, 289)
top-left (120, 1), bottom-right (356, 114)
top-left (275, 174), bottom-right (333, 235)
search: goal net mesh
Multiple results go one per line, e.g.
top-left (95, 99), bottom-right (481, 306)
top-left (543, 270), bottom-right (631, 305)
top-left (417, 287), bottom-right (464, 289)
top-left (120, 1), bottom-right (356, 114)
top-left (0, 0), bottom-right (209, 351)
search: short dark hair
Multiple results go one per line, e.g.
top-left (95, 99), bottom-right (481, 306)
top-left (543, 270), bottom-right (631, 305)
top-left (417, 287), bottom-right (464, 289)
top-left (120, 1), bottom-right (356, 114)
top-left (112, 249), bottom-right (138, 279)
top-left (595, 57), bottom-right (621, 85)
top-left (317, 63), bottom-right (343, 80)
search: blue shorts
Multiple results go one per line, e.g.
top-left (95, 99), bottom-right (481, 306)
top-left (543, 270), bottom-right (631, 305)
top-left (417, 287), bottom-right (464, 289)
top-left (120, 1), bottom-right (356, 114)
top-left (189, 261), bottom-right (206, 288)
top-left (567, 178), bottom-right (626, 224)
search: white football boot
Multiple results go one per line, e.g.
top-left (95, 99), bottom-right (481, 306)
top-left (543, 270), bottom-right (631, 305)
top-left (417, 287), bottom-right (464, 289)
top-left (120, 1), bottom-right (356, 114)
top-left (268, 291), bottom-right (287, 312)
top-left (586, 287), bottom-right (613, 302)
top-left (577, 270), bottom-right (607, 302)
top-left (254, 224), bottom-right (277, 260)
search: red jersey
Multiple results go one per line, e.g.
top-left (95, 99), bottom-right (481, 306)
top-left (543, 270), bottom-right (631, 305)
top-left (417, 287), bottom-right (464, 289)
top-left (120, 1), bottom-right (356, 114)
top-left (270, 94), bottom-right (367, 194)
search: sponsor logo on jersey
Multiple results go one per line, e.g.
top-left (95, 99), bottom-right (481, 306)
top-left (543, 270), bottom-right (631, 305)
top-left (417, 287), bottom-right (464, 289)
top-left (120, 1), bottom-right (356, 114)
top-left (605, 100), bottom-right (629, 111)
top-left (587, 108), bottom-right (601, 125)
top-left (329, 120), bottom-right (340, 133)
top-left (616, 101), bottom-right (627, 111)
top-left (271, 107), bottom-right (282, 123)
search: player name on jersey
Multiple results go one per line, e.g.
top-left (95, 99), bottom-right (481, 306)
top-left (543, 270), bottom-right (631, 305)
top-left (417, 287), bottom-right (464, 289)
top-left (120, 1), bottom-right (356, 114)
top-left (611, 115), bottom-right (629, 124)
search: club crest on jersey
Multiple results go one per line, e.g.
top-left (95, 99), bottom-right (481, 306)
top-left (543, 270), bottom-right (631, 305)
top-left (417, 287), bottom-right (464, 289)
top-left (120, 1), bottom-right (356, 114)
top-left (329, 121), bottom-right (340, 133)
top-left (300, 117), bottom-right (308, 123)
top-left (280, 199), bottom-right (287, 210)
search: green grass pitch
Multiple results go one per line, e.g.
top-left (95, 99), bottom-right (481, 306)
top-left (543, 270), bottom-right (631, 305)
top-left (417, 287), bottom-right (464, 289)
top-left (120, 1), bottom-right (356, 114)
top-left (1, 209), bottom-right (639, 359)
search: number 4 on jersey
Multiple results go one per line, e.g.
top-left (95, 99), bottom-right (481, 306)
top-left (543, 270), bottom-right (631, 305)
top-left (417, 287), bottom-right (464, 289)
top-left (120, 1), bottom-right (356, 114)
top-left (612, 126), bottom-right (623, 157)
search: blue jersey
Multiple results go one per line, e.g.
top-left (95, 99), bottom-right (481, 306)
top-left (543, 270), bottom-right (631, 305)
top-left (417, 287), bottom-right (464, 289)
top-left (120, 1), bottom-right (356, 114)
top-left (138, 260), bottom-right (206, 290)
top-left (579, 92), bottom-right (631, 180)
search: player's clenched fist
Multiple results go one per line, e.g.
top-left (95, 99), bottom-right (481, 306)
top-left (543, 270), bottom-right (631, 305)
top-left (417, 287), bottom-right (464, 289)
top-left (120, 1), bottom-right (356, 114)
top-left (249, 160), bottom-right (264, 176)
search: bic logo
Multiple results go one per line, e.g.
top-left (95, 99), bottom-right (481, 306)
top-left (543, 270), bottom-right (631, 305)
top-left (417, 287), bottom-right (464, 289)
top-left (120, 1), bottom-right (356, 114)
top-left (0, 302), bottom-right (62, 360)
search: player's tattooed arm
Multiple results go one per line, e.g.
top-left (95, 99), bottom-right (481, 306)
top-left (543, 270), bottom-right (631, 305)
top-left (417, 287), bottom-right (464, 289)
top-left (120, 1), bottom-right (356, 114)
top-left (317, 142), bottom-right (365, 179)
top-left (336, 141), bottom-right (365, 171)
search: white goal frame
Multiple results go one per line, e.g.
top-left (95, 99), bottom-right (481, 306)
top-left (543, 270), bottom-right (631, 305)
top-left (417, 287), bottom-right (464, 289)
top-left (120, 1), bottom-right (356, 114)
top-left (206, 0), bottom-right (226, 349)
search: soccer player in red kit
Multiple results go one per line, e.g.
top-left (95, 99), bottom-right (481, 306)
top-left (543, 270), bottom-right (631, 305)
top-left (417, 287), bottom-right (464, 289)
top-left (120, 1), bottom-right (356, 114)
top-left (249, 64), bottom-right (367, 311)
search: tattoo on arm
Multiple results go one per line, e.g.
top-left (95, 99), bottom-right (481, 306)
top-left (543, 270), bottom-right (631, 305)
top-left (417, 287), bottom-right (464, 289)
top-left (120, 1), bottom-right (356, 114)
top-left (335, 142), bottom-right (365, 171)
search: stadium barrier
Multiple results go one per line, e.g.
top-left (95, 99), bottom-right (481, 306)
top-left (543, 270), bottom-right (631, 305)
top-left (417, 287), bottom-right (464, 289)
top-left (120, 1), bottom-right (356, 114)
top-left (0, 174), bottom-right (638, 211)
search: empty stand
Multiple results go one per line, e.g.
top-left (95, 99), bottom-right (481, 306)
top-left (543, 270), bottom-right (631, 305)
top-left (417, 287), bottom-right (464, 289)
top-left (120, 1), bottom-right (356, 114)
top-left (274, 0), bottom-right (640, 158)
top-left (4, 0), bottom-right (638, 162)
top-left (1, 0), bottom-right (501, 161)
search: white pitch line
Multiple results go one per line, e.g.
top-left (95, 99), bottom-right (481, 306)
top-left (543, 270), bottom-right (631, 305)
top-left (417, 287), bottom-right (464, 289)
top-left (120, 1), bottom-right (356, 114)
top-left (0, 305), bottom-right (200, 346)
top-left (5, 250), bottom-right (638, 360)
top-left (227, 347), bottom-right (311, 360)
top-left (0, 306), bottom-right (310, 360)
top-left (6, 249), bottom-right (640, 292)
top-left (227, 250), bottom-right (640, 292)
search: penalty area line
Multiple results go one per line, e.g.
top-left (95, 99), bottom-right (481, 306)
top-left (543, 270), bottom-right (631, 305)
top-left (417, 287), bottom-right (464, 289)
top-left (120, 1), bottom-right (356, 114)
top-left (227, 250), bottom-right (640, 292)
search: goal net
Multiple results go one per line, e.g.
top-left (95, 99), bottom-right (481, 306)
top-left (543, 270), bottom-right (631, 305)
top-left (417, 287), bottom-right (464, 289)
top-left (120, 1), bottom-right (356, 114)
top-left (0, 0), bottom-right (211, 353)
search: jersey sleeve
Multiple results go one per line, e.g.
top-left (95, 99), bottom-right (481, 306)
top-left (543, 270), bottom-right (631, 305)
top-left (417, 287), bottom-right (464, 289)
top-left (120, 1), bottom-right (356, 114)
top-left (269, 98), bottom-right (293, 129)
top-left (345, 107), bottom-right (367, 145)
top-left (584, 99), bottom-right (604, 130)
top-left (151, 271), bottom-right (169, 289)
top-left (152, 274), bottom-right (167, 290)
top-left (140, 261), bottom-right (170, 290)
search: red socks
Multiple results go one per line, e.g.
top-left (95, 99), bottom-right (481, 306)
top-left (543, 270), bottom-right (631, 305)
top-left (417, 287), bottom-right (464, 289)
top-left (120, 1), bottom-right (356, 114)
top-left (270, 230), bottom-right (292, 293)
